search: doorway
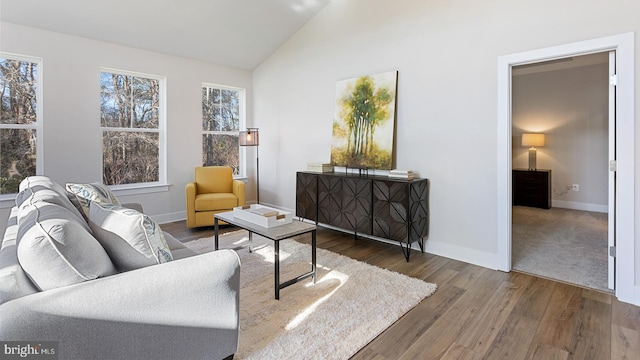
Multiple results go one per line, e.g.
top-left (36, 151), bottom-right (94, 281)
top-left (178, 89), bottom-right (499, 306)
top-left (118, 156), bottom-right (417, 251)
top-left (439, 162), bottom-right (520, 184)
top-left (510, 53), bottom-right (610, 292)
top-left (496, 33), bottom-right (636, 304)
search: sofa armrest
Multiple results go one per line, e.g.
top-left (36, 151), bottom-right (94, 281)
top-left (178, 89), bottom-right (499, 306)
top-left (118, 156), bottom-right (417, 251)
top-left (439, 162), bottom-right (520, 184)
top-left (121, 202), bottom-right (144, 213)
top-left (232, 179), bottom-right (246, 206)
top-left (0, 249), bottom-right (240, 360)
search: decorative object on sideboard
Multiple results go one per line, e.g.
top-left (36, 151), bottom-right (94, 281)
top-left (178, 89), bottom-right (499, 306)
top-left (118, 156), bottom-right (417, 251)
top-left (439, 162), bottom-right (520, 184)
top-left (330, 70), bottom-right (398, 170)
top-left (388, 169), bottom-right (414, 180)
top-left (240, 128), bottom-right (260, 203)
top-left (307, 163), bottom-right (334, 173)
top-left (521, 133), bottom-right (545, 170)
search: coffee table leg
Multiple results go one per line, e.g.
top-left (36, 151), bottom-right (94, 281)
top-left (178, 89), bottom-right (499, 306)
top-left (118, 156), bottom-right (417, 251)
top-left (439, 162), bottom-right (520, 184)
top-left (312, 229), bottom-right (317, 283)
top-left (274, 240), bottom-right (280, 300)
top-left (249, 231), bottom-right (253, 253)
top-left (214, 217), bottom-right (219, 250)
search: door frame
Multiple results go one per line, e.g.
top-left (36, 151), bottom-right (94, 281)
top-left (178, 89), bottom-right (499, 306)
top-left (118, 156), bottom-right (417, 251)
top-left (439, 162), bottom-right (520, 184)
top-left (496, 33), bottom-right (635, 304)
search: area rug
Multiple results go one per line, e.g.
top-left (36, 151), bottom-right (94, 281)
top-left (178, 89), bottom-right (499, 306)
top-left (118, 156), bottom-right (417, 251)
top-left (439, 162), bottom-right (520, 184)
top-left (184, 230), bottom-right (437, 360)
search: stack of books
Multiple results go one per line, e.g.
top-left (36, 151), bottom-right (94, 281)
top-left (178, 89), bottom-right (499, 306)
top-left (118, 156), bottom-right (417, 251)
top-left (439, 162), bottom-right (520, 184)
top-left (388, 169), bottom-right (415, 180)
top-left (307, 163), bottom-right (334, 173)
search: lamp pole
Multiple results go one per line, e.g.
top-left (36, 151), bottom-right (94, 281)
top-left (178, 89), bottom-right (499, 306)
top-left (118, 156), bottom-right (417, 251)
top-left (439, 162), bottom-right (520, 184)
top-left (256, 145), bottom-right (260, 204)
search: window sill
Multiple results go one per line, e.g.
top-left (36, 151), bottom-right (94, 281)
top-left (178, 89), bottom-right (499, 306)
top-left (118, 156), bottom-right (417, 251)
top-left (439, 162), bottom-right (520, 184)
top-left (0, 184), bottom-right (171, 210)
top-left (0, 197), bottom-right (16, 209)
top-left (110, 183), bottom-right (171, 197)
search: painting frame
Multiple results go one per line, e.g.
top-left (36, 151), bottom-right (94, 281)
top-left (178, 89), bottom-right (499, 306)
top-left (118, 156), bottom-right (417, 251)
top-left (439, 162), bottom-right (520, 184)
top-left (330, 70), bottom-right (397, 170)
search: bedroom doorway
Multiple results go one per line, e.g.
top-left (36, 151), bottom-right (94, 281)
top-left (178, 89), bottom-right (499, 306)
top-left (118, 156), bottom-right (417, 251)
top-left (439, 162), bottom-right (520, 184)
top-left (509, 52), bottom-right (611, 291)
top-left (496, 33), bottom-right (636, 304)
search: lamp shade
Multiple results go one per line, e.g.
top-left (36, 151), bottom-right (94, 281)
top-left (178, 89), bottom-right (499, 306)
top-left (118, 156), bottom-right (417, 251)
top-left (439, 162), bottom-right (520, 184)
top-left (239, 128), bottom-right (259, 146)
top-left (522, 133), bottom-right (545, 147)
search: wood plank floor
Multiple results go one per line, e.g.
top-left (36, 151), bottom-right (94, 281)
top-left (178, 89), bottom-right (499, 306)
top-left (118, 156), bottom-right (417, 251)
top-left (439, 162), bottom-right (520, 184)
top-left (160, 221), bottom-right (640, 360)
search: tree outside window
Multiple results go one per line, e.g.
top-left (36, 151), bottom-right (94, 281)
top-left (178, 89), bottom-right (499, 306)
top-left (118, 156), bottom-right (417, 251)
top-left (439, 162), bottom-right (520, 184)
top-left (202, 85), bottom-right (244, 175)
top-left (100, 70), bottom-right (164, 186)
top-left (0, 55), bottom-right (41, 194)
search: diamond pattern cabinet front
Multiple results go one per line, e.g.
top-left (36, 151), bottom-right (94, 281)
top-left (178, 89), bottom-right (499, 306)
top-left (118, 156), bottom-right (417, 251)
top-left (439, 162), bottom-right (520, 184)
top-left (295, 171), bottom-right (429, 260)
top-left (296, 172), bottom-right (317, 221)
top-left (372, 179), bottom-right (428, 243)
top-left (317, 174), bottom-right (343, 227)
top-left (340, 177), bottom-right (372, 234)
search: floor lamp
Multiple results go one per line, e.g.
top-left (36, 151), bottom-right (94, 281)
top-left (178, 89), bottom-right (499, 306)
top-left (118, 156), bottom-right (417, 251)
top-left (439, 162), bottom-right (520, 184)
top-left (239, 128), bottom-right (260, 204)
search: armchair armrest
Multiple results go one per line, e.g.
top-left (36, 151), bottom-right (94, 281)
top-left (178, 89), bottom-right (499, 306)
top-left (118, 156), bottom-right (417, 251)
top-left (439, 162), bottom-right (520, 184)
top-left (0, 250), bottom-right (240, 360)
top-left (232, 179), bottom-right (246, 206)
top-left (185, 181), bottom-right (197, 227)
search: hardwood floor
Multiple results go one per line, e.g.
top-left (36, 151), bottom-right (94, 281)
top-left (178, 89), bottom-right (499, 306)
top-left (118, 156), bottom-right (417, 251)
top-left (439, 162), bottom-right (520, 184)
top-left (160, 221), bottom-right (640, 360)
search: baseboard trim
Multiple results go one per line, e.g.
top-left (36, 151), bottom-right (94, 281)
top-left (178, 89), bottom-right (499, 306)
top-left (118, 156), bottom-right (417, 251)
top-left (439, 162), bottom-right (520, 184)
top-left (552, 200), bottom-right (607, 213)
top-left (423, 240), bottom-right (500, 271)
top-left (153, 211), bottom-right (186, 224)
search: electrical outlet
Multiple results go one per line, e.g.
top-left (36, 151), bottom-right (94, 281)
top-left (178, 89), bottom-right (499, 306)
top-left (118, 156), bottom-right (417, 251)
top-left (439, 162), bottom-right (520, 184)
top-left (572, 184), bottom-right (579, 191)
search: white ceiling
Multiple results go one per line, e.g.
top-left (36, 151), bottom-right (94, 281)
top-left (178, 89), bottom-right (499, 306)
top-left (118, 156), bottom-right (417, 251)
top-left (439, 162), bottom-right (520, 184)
top-left (0, 0), bottom-right (332, 70)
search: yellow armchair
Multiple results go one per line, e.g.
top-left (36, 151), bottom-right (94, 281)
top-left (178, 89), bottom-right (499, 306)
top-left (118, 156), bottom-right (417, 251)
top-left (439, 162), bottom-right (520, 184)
top-left (186, 166), bottom-right (246, 228)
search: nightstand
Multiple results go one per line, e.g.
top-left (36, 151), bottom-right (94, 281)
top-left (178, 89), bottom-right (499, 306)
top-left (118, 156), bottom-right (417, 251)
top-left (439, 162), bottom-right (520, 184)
top-left (512, 169), bottom-right (551, 209)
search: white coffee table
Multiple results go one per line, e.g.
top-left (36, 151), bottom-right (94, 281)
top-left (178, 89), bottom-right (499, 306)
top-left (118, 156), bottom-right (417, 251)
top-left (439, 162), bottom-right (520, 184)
top-left (214, 211), bottom-right (317, 300)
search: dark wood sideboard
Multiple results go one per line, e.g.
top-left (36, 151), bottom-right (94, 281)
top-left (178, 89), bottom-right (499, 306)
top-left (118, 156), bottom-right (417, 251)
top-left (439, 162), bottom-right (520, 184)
top-left (296, 171), bottom-right (429, 261)
top-left (512, 169), bottom-right (552, 209)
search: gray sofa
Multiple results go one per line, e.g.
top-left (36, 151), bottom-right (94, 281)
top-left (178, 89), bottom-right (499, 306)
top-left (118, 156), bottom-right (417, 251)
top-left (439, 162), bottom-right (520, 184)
top-left (0, 176), bottom-right (240, 360)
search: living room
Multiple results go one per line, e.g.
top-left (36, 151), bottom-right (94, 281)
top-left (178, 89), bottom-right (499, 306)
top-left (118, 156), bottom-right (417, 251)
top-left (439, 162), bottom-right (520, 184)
top-left (1, 0), bottom-right (640, 358)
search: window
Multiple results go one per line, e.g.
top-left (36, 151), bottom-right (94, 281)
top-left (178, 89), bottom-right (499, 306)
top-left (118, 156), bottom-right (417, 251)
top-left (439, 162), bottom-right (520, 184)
top-left (100, 69), bottom-right (165, 186)
top-left (0, 54), bottom-right (42, 195)
top-left (202, 84), bottom-right (245, 176)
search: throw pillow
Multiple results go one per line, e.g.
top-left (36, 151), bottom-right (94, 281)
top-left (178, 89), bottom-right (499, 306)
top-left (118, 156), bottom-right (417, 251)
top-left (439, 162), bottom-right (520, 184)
top-left (17, 203), bottom-right (117, 291)
top-left (88, 202), bottom-right (173, 272)
top-left (66, 182), bottom-right (121, 220)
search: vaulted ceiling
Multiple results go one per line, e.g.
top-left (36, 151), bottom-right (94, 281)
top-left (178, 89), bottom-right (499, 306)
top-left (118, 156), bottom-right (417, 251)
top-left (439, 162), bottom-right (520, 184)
top-left (0, 0), bottom-right (332, 70)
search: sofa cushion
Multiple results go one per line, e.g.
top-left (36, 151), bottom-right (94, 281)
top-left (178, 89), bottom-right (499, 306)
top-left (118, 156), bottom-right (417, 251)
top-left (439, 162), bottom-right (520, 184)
top-left (88, 202), bottom-right (173, 272)
top-left (194, 193), bottom-right (238, 211)
top-left (66, 182), bottom-right (121, 220)
top-left (17, 203), bottom-right (117, 291)
top-left (0, 207), bottom-right (39, 305)
top-left (16, 177), bottom-right (87, 228)
top-left (19, 176), bottom-right (68, 196)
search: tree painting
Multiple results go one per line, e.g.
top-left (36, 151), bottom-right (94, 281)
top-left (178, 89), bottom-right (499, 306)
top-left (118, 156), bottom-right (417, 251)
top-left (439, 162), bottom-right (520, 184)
top-left (331, 71), bottom-right (397, 169)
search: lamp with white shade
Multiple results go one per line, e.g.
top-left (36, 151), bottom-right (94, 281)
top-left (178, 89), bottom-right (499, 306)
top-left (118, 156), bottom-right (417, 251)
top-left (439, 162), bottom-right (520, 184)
top-left (522, 133), bottom-right (545, 170)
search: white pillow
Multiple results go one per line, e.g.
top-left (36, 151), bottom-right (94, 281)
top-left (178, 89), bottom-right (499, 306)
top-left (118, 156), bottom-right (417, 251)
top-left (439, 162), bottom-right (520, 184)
top-left (88, 202), bottom-right (173, 272)
top-left (17, 203), bottom-right (117, 291)
top-left (65, 182), bottom-right (121, 220)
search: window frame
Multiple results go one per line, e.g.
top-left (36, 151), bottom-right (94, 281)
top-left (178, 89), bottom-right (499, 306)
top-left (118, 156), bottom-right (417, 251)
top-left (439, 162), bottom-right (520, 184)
top-left (100, 68), bottom-right (167, 191)
top-left (0, 52), bottom-right (44, 204)
top-left (201, 83), bottom-right (246, 178)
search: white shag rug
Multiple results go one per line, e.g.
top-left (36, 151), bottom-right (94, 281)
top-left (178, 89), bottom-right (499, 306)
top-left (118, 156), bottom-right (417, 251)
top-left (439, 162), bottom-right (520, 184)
top-left (184, 230), bottom-right (437, 360)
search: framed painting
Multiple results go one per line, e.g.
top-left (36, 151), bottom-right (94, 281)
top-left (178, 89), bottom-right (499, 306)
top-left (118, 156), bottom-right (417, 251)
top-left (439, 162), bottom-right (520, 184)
top-left (330, 70), bottom-right (397, 170)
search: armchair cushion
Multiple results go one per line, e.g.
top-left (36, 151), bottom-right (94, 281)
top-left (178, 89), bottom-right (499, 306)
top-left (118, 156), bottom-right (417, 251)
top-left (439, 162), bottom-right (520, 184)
top-left (195, 193), bottom-right (239, 211)
top-left (88, 202), bottom-right (173, 272)
top-left (195, 166), bottom-right (233, 193)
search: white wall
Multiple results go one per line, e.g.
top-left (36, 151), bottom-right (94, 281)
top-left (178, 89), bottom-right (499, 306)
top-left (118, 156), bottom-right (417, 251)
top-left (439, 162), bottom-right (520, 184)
top-left (512, 63), bottom-right (609, 212)
top-left (0, 22), bottom-right (253, 234)
top-left (252, 0), bottom-right (640, 274)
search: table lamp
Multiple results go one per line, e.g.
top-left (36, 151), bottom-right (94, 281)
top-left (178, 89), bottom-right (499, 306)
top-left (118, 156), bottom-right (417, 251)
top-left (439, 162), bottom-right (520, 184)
top-left (522, 133), bottom-right (545, 170)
